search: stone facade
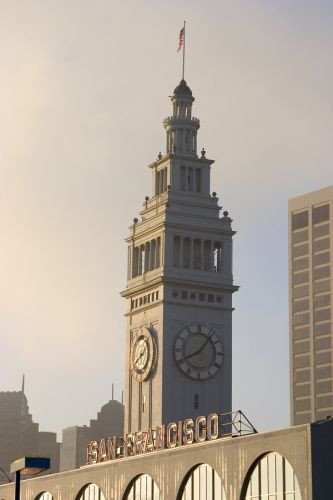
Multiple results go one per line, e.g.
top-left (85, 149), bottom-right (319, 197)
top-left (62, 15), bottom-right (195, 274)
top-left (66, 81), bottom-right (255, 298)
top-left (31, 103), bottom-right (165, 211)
top-left (1, 419), bottom-right (333, 499)
top-left (122, 80), bottom-right (238, 433)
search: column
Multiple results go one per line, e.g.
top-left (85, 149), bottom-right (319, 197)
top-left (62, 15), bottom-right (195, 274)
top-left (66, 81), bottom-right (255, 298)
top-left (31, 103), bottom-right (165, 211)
top-left (138, 245), bottom-right (144, 275)
top-left (190, 238), bottom-right (194, 268)
top-left (200, 239), bottom-right (204, 270)
top-left (209, 240), bottom-right (214, 272)
top-left (159, 170), bottom-right (164, 195)
top-left (144, 242), bottom-right (150, 273)
top-left (128, 246), bottom-right (132, 280)
top-left (163, 168), bottom-right (168, 191)
top-left (156, 171), bottom-right (160, 195)
top-left (180, 237), bottom-right (184, 268)
top-left (218, 242), bottom-right (223, 273)
top-left (166, 131), bottom-right (170, 153)
top-left (156, 237), bottom-right (161, 267)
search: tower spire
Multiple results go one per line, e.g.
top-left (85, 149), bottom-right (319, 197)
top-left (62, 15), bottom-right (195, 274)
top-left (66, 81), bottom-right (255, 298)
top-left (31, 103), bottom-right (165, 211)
top-left (163, 79), bottom-right (199, 157)
top-left (21, 374), bottom-right (25, 393)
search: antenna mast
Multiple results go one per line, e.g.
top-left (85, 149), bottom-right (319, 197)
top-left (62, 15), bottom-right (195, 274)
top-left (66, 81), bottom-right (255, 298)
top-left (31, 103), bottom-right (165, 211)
top-left (182, 21), bottom-right (186, 80)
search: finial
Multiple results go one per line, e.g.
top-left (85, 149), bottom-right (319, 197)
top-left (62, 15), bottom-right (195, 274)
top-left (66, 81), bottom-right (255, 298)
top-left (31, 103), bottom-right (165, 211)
top-left (21, 374), bottom-right (25, 393)
top-left (201, 148), bottom-right (206, 158)
top-left (112, 383), bottom-right (114, 400)
top-left (158, 152), bottom-right (162, 160)
top-left (212, 192), bottom-right (217, 197)
top-left (133, 218), bottom-right (138, 224)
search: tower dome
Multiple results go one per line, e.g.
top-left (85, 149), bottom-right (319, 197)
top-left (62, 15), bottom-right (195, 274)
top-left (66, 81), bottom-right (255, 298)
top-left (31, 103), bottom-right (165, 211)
top-left (173, 79), bottom-right (193, 98)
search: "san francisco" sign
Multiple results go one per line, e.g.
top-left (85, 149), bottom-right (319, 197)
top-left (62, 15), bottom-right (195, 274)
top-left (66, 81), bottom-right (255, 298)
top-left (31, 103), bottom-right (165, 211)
top-left (86, 412), bottom-right (226, 465)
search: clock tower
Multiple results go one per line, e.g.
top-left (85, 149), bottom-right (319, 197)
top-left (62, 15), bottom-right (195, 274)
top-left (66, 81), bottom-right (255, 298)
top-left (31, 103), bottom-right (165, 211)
top-left (121, 80), bottom-right (238, 433)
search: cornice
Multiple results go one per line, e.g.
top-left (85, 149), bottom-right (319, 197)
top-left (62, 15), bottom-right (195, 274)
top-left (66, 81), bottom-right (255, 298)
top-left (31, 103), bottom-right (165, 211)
top-left (124, 300), bottom-right (234, 317)
top-left (121, 273), bottom-right (239, 298)
top-left (120, 276), bottom-right (164, 298)
top-left (148, 154), bottom-right (214, 169)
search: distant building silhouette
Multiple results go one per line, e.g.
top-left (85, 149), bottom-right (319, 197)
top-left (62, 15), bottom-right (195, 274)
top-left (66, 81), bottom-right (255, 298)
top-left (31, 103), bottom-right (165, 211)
top-left (0, 379), bottom-right (60, 483)
top-left (60, 399), bottom-right (124, 471)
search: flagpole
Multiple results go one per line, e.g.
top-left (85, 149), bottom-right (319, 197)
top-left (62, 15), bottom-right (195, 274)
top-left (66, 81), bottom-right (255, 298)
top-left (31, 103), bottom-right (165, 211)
top-left (182, 20), bottom-right (186, 80)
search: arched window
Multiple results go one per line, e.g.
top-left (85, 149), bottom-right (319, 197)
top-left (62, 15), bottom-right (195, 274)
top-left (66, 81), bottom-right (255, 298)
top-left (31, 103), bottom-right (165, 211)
top-left (242, 452), bottom-right (302, 499)
top-left (123, 474), bottom-right (161, 499)
top-left (76, 483), bottom-right (106, 500)
top-left (178, 464), bottom-right (226, 500)
top-left (35, 493), bottom-right (53, 500)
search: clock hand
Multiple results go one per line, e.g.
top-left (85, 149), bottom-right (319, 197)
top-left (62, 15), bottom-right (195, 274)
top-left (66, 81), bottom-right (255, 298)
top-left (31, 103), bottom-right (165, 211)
top-left (134, 350), bottom-right (144, 366)
top-left (197, 333), bottom-right (213, 353)
top-left (185, 348), bottom-right (202, 360)
top-left (185, 334), bottom-right (213, 360)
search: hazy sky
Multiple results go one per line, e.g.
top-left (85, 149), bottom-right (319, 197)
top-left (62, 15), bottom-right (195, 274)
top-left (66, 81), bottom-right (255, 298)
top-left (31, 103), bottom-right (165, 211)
top-left (1, 0), bottom-right (333, 438)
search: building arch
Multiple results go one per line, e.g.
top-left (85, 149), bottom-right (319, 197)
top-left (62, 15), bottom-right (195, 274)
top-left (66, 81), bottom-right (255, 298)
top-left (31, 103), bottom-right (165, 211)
top-left (122, 473), bottom-right (161, 499)
top-left (35, 493), bottom-right (53, 500)
top-left (75, 482), bottom-right (106, 500)
top-left (240, 451), bottom-right (302, 499)
top-left (177, 463), bottom-right (227, 500)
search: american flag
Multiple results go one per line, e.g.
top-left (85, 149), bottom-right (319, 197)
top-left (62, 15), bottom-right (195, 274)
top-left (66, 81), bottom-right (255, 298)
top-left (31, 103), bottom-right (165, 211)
top-left (177, 27), bottom-right (185, 52)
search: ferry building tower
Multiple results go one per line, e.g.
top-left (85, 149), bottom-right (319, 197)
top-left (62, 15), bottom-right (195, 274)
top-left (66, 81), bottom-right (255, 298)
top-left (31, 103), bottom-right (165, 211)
top-left (122, 80), bottom-right (238, 433)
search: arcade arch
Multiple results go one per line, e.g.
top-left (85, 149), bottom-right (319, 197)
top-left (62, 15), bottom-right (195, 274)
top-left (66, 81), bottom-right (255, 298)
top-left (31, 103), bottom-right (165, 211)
top-left (177, 463), bottom-right (227, 500)
top-left (76, 483), bottom-right (106, 500)
top-left (123, 473), bottom-right (161, 499)
top-left (242, 452), bottom-right (302, 499)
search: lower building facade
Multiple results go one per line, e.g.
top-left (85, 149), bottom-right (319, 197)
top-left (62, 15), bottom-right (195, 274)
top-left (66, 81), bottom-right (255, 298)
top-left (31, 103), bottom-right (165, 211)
top-left (1, 418), bottom-right (332, 500)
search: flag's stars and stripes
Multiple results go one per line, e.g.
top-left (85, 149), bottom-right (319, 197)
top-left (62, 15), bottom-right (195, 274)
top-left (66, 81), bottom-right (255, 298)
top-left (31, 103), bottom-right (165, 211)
top-left (177, 27), bottom-right (185, 52)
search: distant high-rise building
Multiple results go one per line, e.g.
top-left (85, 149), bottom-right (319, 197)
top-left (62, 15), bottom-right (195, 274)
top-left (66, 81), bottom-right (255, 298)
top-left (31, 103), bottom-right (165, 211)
top-left (0, 380), bottom-right (60, 482)
top-left (60, 399), bottom-right (124, 471)
top-left (289, 185), bottom-right (333, 425)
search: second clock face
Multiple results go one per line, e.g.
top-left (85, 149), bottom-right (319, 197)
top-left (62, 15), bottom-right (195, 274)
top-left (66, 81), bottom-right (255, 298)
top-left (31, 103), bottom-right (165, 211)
top-left (130, 327), bottom-right (156, 382)
top-left (174, 324), bottom-right (223, 380)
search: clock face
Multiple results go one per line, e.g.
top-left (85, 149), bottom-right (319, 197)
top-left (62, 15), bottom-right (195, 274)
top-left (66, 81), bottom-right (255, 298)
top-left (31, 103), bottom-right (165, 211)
top-left (130, 327), bottom-right (156, 382)
top-left (174, 324), bottom-right (223, 380)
